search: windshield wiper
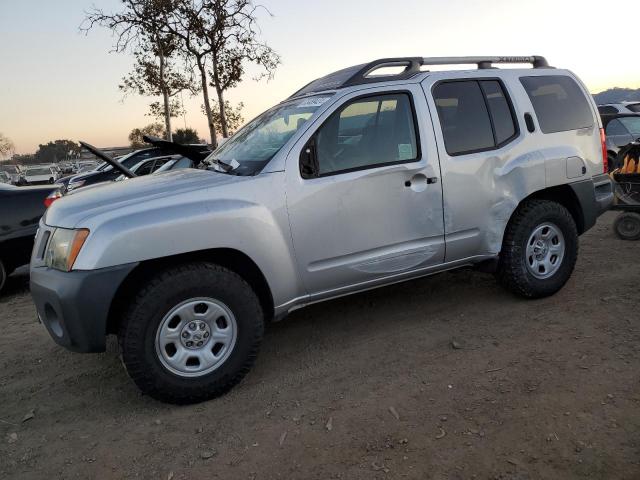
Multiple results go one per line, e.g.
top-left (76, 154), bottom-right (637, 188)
top-left (207, 158), bottom-right (238, 173)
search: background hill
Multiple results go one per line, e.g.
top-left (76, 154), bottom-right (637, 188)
top-left (593, 87), bottom-right (640, 104)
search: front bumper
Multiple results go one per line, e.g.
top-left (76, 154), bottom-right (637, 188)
top-left (30, 263), bottom-right (137, 353)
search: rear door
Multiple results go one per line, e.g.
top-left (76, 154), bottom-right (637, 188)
top-left (420, 76), bottom-right (523, 261)
top-left (285, 85), bottom-right (445, 297)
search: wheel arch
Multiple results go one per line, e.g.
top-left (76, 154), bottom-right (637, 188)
top-left (106, 248), bottom-right (275, 335)
top-left (523, 185), bottom-right (586, 234)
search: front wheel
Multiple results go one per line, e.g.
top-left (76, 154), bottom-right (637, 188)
top-left (118, 263), bottom-right (264, 404)
top-left (496, 200), bottom-right (578, 298)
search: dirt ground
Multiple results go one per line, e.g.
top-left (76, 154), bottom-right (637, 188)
top-left (1, 211), bottom-right (639, 480)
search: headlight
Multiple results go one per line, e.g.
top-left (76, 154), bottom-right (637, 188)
top-left (45, 228), bottom-right (90, 271)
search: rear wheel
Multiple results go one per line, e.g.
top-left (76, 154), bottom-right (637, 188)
top-left (496, 200), bottom-right (578, 298)
top-left (613, 212), bottom-right (640, 241)
top-left (118, 262), bottom-right (264, 404)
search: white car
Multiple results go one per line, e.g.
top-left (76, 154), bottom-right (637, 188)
top-left (598, 102), bottom-right (640, 115)
top-left (22, 166), bottom-right (59, 185)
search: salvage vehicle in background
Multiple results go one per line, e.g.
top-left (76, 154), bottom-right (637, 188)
top-left (0, 183), bottom-right (60, 292)
top-left (609, 142), bottom-right (640, 240)
top-left (63, 140), bottom-right (210, 192)
top-left (22, 165), bottom-right (59, 185)
top-left (31, 56), bottom-right (613, 404)
top-left (0, 164), bottom-right (22, 185)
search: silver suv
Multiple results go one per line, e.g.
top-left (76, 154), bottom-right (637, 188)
top-left (31, 56), bottom-right (613, 404)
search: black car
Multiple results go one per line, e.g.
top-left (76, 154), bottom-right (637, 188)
top-left (0, 183), bottom-right (60, 292)
top-left (602, 113), bottom-right (640, 170)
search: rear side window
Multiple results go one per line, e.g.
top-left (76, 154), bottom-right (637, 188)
top-left (433, 79), bottom-right (517, 156)
top-left (520, 75), bottom-right (594, 134)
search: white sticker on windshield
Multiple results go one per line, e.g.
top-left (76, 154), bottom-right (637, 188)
top-left (296, 96), bottom-right (332, 108)
top-left (398, 144), bottom-right (414, 161)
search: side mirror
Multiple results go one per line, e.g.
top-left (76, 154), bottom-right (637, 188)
top-left (299, 138), bottom-right (318, 179)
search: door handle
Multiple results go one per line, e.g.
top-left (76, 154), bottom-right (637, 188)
top-left (405, 176), bottom-right (438, 188)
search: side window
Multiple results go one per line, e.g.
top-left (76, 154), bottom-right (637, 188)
top-left (480, 80), bottom-right (517, 145)
top-left (136, 160), bottom-right (156, 176)
top-left (433, 80), bottom-right (502, 155)
top-left (314, 93), bottom-right (418, 176)
top-left (626, 103), bottom-right (640, 113)
top-left (151, 158), bottom-right (170, 172)
top-left (520, 75), bottom-right (594, 133)
top-left (173, 157), bottom-right (193, 169)
top-left (606, 119), bottom-right (629, 136)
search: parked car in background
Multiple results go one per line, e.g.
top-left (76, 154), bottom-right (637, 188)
top-left (64, 148), bottom-right (168, 192)
top-left (0, 171), bottom-right (11, 184)
top-left (31, 56), bottom-right (613, 404)
top-left (601, 114), bottom-right (640, 169)
top-left (0, 164), bottom-right (22, 185)
top-left (64, 140), bottom-right (211, 192)
top-left (0, 183), bottom-right (60, 292)
top-left (22, 165), bottom-right (59, 185)
top-left (598, 102), bottom-right (640, 115)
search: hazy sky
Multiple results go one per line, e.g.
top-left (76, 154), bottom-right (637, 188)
top-left (1, 0), bottom-right (638, 154)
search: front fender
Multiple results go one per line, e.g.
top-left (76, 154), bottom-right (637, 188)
top-left (73, 173), bottom-right (302, 310)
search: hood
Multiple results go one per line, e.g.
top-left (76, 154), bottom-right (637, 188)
top-left (45, 168), bottom-right (243, 228)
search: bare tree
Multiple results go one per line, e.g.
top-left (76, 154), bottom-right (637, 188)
top-left (165, 0), bottom-right (280, 144)
top-left (128, 123), bottom-right (166, 148)
top-left (0, 133), bottom-right (14, 158)
top-left (202, 100), bottom-right (245, 137)
top-left (120, 37), bottom-right (194, 140)
top-left (82, 0), bottom-right (186, 141)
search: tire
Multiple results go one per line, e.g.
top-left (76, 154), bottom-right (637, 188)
top-left (496, 200), bottom-right (578, 299)
top-left (118, 262), bottom-right (264, 404)
top-left (613, 212), bottom-right (640, 241)
top-left (0, 259), bottom-right (6, 293)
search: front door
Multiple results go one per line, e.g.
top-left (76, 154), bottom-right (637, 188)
top-left (285, 86), bottom-right (445, 298)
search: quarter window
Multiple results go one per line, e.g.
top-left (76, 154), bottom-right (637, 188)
top-left (606, 119), bottom-right (630, 136)
top-left (314, 93), bottom-right (418, 176)
top-left (433, 80), bottom-right (517, 156)
top-left (520, 75), bottom-right (594, 134)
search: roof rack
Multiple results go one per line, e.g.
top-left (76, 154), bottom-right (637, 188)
top-left (344, 56), bottom-right (550, 87)
top-left (290, 56), bottom-right (550, 98)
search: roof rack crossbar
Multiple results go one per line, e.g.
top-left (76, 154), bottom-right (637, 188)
top-left (343, 55), bottom-right (550, 87)
top-left (420, 55), bottom-right (549, 69)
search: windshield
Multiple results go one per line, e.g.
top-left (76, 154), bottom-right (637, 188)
top-left (28, 168), bottom-right (51, 175)
top-left (208, 95), bottom-right (333, 175)
top-left (619, 117), bottom-right (640, 135)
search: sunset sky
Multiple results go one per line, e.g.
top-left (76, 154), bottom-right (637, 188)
top-left (1, 0), bottom-right (638, 155)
